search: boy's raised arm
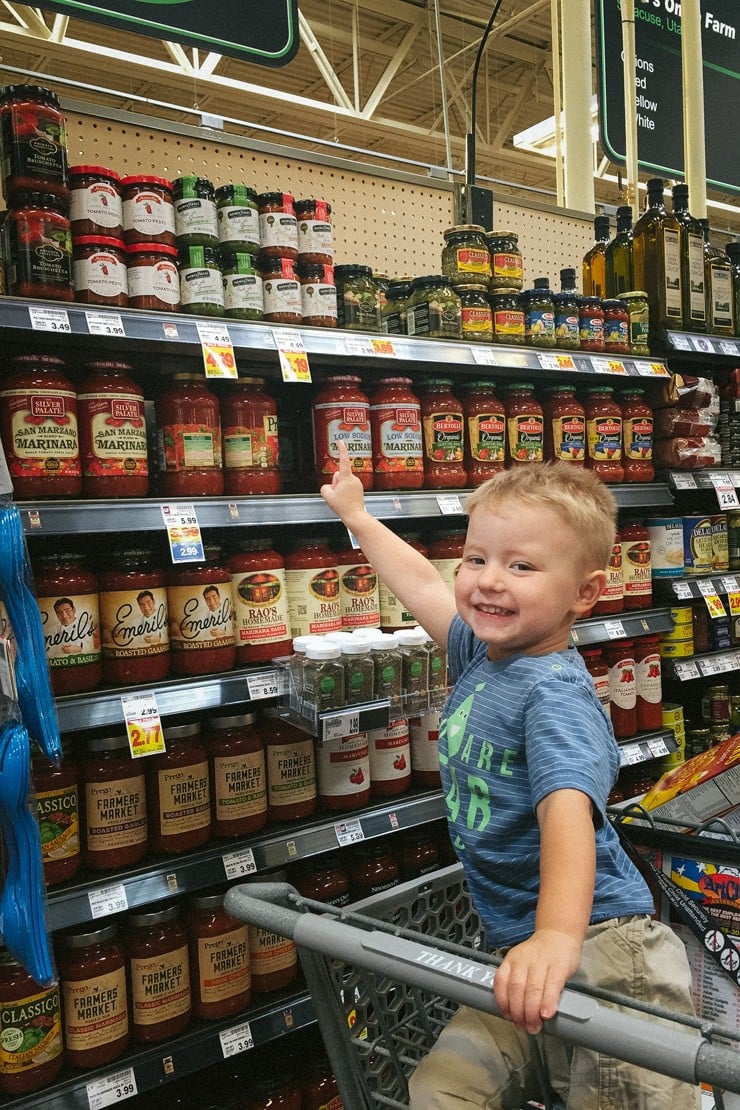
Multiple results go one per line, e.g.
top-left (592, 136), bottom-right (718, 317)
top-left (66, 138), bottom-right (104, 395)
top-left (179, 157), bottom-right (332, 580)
top-left (320, 442), bottom-right (457, 648)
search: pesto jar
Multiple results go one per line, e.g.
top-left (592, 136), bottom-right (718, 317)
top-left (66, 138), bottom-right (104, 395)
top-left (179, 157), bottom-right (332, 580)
top-left (490, 289), bottom-right (525, 345)
top-left (553, 291), bottom-right (580, 350)
top-left (334, 264), bottom-right (382, 332)
top-left (215, 184), bottom-right (260, 255)
top-left (220, 249), bottom-right (263, 320)
top-left (441, 225), bottom-right (491, 288)
top-left (178, 244), bottom-right (225, 316)
top-left (522, 283), bottom-right (556, 347)
top-left (487, 231), bottom-right (523, 291)
top-left (406, 275), bottom-right (462, 339)
top-left (383, 279), bottom-right (411, 334)
top-left (621, 290), bottom-right (650, 356)
top-left (458, 284), bottom-right (493, 342)
top-left (173, 175), bottom-right (218, 247)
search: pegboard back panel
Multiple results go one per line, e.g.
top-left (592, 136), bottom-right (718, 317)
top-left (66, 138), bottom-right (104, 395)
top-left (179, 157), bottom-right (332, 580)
top-left (66, 110), bottom-right (595, 285)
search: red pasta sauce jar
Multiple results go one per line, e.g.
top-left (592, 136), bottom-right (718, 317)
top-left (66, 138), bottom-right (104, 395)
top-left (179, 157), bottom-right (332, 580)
top-left (230, 537), bottom-right (293, 664)
top-left (77, 360), bottom-right (149, 498)
top-left (125, 903), bottom-right (191, 1043)
top-left (98, 548), bottom-right (170, 686)
top-left (146, 719), bottom-right (211, 854)
top-left (156, 373), bottom-right (223, 497)
top-left (206, 710), bottom-right (267, 838)
top-left (167, 547), bottom-right (236, 677)
top-left (419, 378), bottom-right (467, 488)
top-left (33, 550), bottom-right (102, 694)
top-left (221, 375), bottom-right (280, 495)
top-left (0, 949), bottom-right (63, 1095)
top-left (81, 732), bottom-right (148, 871)
top-left (312, 374), bottom-right (373, 490)
top-left (187, 892), bottom-right (251, 1021)
top-left (368, 376), bottom-right (424, 490)
top-left (57, 923), bottom-right (129, 1069)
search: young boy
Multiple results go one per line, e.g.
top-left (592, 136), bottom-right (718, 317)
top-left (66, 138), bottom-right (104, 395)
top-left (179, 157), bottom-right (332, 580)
top-left (321, 446), bottom-right (700, 1109)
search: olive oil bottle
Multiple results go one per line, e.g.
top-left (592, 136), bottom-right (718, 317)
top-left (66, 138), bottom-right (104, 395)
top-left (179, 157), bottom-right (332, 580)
top-left (700, 218), bottom-right (734, 336)
top-left (726, 241), bottom-right (740, 338)
top-left (632, 178), bottom-right (683, 333)
top-left (671, 184), bottom-right (706, 332)
top-left (605, 205), bottom-right (634, 297)
top-left (582, 214), bottom-right (610, 297)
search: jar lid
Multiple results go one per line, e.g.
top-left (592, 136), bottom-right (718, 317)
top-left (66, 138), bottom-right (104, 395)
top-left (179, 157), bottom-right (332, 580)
top-left (490, 287), bottom-right (521, 297)
top-left (257, 190), bottom-right (294, 205)
top-left (215, 183), bottom-right (257, 203)
top-left (369, 632), bottom-right (398, 648)
top-left (86, 733), bottom-right (131, 753)
top-left (172, 175), bottom-right (214, 196)
top-left (619, 386), bottom-right (645, 395)
top-left (60, 922), bottom-right (119, 948)
top-left (120, 175), bottom-right (173, 191)
top-left (234, 375), bottom-right (267, 387)
top-left (69, 165), bottom-right (121, 182)
top-left (232, 536), bottom-right (279, 553)
top-left (292, 635), bottom-right (323, 653)
top-left (105, 547), bottom-right (155, 569)
top-left (374, 376), bottom-right (413, 386)
top-left (163, 720), bottom-right (201, 740)
top-left (128, 903), bottom-right (181, 928)
top-left (462, 379), bottom-right (497, 389)
top-left (584, 384), bottom-right (614, 393)
top-left (533, 277), bottom-right (551, 290)
top-left (295, 261), bottom-right (327, 278)
top-left (420, 378), bottom-right (454, 387)
top-left (578, 296), bottom-right (602, 306)
top-left (11, 353), bottom-right (66, 371)
top-left (177, 244), bottom-right (220, 263)
top-left (394, 628), bottom-right (429, 646)
top-left (604, 639), bottom-right (633, 648)
top-left (85, 360), bottom-right (136, 374)
top-left (305, 643), bottom-right (341, 660)
top-left (456, 284), bottom-right (488, 293)
top-left (486, 229), bottom-right (518, 240)
top-left (36, 548), bottom-right (86, 563)
top-left (295, 198), bottom-right (332, 215)
top-left (324, 631), bottom-right (354, 645)
top-left (443, 224), bottom-right (485, 238)
top-left (189, 891), bottom-right (226, 911)
top-left (620, 290), bottom-right (648, 300)
top-left (126, 242), bottom-right (178, 258)
top-left (334, 264), bottom-right (373, 279)
top-left (0, 84), bottom-right (61, 105)
top-left (506, 381), bottom-right (535, 390)
top-left (322, 374), bottom-right (361, 384)
top-left (552, 292), bottom-right (576, 304)
top-left (73, 235), bottom-right (126, 249)
top-left (208, 712), bottom-right (257, 729)
top-left (340, 640), bottom-right (371, 655)
top-left (387, 281), bottom-right (411, 297)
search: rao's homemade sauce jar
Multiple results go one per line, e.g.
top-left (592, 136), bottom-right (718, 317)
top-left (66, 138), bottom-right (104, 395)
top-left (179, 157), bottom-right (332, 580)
top-left (98, 549), bottom-right (169, 686)
top-left (230, 538), bottom-right (293, 664)
top-left (285, 539), bottom-right (341, 637)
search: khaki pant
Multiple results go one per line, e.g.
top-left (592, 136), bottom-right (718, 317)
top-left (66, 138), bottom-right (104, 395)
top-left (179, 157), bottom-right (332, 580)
top-left (408, 916), bottom-right (701, 1110)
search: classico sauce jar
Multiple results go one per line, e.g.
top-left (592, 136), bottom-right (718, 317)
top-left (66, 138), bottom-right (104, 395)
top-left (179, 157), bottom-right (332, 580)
top-left (77, 359), bottom-right (149, 498)
top-left (490, 289), bottom-right (525, 345)
top-left (0, 949), bottom-right (62, 1095)
top-left (487, 231), bottom-right (523, 291)
top-left (458, 284), bottom-right (493, 342)
top-left (441, 225), bottom-right (491, 288)
top-left (368, 376), bottom-right (424, 490)
top-left (32, 743), bottom-right (81, 886)
top-left (418, 378), bottom-right (467, 488)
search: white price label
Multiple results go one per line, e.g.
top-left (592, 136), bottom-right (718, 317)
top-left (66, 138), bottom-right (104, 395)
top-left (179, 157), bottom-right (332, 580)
top-left (470, 345), bottom-right (497, 365)
top-left (604, 620), bottom-right (626, 640)
top-left (436, 494), bottom-right (464, 516)
top-left (86, 1067), bottom-right (138, 1110)
top-left (220, 1020), bottom-right (254, 1059)
top-left (161, 502), bottom-right (205, 563)
top-left (223, 847), bottom-right (257, 880)
top-left (647, 738), bottom-right (670, 758)
top-left (537, 353), bottom-right (561, 370)
top-left (334, 817), bottom-right (366, 847)
top-left (624, 745), bottom-right (644, 765)
top-left (85, 311), bottom-right (125, 338)
top-left (197, 321), bottom-right (231, 347)
top-left (673, 473), bottom-right (698, 490)
top-left (722, 576), bottom-right (740, 594)
top-left (668, 333), bottom-right (692, 351)
top-left (730, 472), bottom-right (740, 487)
top-left (323, 711), bottom-right (361, 741)
top-left (246, 670), bottom-right (280, 700)
top-left (636, 361), bottom-right (670, 377)
top-left (673, 660), bottom-right (701, 680)
top-left (673, 582), bottom-right (694, 600)
top-left (720, 340), bottom-right (740, 357)
top-left (691, 335), bottom-right (715, 354)
top-left (710, 473), bottom-right (740, 510)
top-left (88, 883), bottom-right (128, 920)
top-left (344, 335), bottom-right (375, 356)
top-left (29, 305), bottom-right (71, 332)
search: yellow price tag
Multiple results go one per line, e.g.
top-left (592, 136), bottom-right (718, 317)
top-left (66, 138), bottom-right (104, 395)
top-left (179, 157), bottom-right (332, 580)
top-left (370, 338), bottom-right (397, 357)
top-left (279, 348), bottom-right (311, 382)
top-left (728, 591), bottom-right (740, 617)
top-left (121, 692), bottom-right (165, 758)
top-left (650, 362), bottom-right (670, 377)
top-left (703, 592), bottom-right (727, 619)
top-left (202, 343), bottom-right (237, 378)
top-left (607, 359), bottom-right (627, 374)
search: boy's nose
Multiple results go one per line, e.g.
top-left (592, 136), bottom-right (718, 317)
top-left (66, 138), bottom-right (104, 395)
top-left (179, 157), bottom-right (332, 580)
top-left (477, 563), bottom-right (504, 591)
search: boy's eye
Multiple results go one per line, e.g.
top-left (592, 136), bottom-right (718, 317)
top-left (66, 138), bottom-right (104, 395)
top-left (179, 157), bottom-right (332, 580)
top-left (464, 555), bottom-right (484, 565)
top-left (512, 561), bottom-right (533, 572)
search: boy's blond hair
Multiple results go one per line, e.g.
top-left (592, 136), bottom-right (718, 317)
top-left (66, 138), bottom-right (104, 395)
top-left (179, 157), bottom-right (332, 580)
top-left (464, 462), bottom-right (617, 572)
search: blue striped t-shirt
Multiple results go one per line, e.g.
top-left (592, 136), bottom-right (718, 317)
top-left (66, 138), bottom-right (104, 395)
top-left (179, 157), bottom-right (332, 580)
top-left (440, 615), bottom-right (654, 947)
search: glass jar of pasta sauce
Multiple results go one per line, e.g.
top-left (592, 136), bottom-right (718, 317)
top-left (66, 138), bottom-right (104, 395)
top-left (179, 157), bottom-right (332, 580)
top-left (580, 647), bottom-right (611, 719)
top-left (230, 538), bottom-right (293, 664)
top-left (125, 903), bottom-right (191, 1043)
top-left (368, 718), bottom-right (411, 797)
top-left (428, 530), bottom-right (465, 595)
top-left (409, 711), bottom-right (441, 789)
top-left (458, 285), bottom-right (494, 342)
top-left (349, 841), bottom-right (400, 900)
top-left (293, 853), bottom-right (351, 906)
top-left (441, 225), bottom-right (491, 288)
top-left (260, 255), bottom-right (302, 324)
top-left (302, 1060), bottom-right (343, 1110)
top-left (82, 732), bottom-right (147, 871)
top-left (0, 353), bottom-right (81, 498)
top-left (243, 869), bottom-right (299, 993)
top-left (221, 376), bottom-right (280, 495)
top-left (490, 289), bottom-right (525, 345)
top-left (592, 530), bottom-right (624, 616)
top-left (336, 543), bottom-right (380, 630)
top-left (257, 192), bottom-right (298, 260)
top-left (244, 1077), bottom-right (303, 1110)
top-left (419, 378), bottom-right (467, 488)
top-left (505, 382), bottom-right (544, 466)
top-left (544, 386), bottom-right (585, 465)
top-left (316, 731), bottom-right (371, 812)
top-left (121, 175), bottom-right (175, 247)
top-left (298, 262), bottom-right (337, 327)
top-left (216, 184), bottom-right (260, 255)
top-left (34, 551), bottom-right (102, 695)
top-left (58, 922), bottom-right (129, 1070)
top-left (167, 549), bottom-right (236, 677)
top-left (603, 299), bottom-right (630, 354)
top-left (263, 709), bottom-right (317, 822)
top-left (178, 243), bottom-right (224, 315)
top-left (620, 521), bottom-right (652, 611)
top-left (603, 640), bottom-right (637, 739)
top-left (368, 376), bottom-right (423, 490)
top-left (206, 711), bottom-right (267, 837)
top-left (32, 744), bottom-right (80, 886)
top-left (126, 242), bottom-right (180, 311)
top-left (0, 84), bottom-right (68, 204)
top-left (187, 892), bottom-right (251, 1021)
top-left (156, 373), bottom-right (223, 497)
top-left (98, 549), bottom-right (170, 686)
top-left (72, 235), bottom-right (128, 307)
top-left (578, 296), bottom-right (605, 352)
top-left (285, 539), bottom-right (341, 637)
top-left (552, 292), bottom-right (580, 350)
top-left (397, 827), bottom-right (440, 881)
top-left (147, 719), bottom-right (211, 854)
top-left (0, 948), bottom-right (63, 1095)
top-left (584, 386), bottom-right (624, 483)
top-left (312, 374), bottom-right (373, 490)
top-left (77, 360), bottom-right (149, 498)
top-left (620, 387), bottom-right (654, 483)
top-left (634, 634), bottom-right (663, 731)
top-left (462, 380), bottom-right (505, 484)
top-left (69, 165), bottom-right (122, 239)
top-left (295, 199), bottom-right (333, 265)
top-left (5, 191), bottom-right (73, 301)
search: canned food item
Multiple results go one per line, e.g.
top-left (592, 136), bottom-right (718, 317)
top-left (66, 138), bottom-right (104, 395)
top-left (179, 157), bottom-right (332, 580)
top-left (660, 620), bottom-right (695, 644)
top-left (710, 616), bottom-right (732, 652)
top-left (657, 636), bottom-right (694, 658)
top-left (702, 684), bottom-right (731, 723)
top-left (668, 605), bottom-right (693, 626)
top-left (682, 515), bottom-right (714, 576)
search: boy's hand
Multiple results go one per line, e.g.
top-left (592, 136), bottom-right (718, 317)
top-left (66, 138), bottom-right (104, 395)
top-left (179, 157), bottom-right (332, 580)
top-left (320, 440), bottom-right (368, 527)
top-left (493, 929), bottom-right (582, 1034)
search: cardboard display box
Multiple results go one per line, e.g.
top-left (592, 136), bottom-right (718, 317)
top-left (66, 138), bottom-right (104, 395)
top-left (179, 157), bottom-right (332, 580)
top-left (637, 733), bottom-right (740, 830)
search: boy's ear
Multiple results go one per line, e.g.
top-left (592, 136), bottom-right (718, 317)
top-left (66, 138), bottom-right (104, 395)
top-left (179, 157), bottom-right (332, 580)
top-left (574, 569), bottom-right (606, 614)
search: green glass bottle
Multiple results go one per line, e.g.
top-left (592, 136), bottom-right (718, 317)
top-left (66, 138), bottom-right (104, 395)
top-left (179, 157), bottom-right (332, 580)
top-left (582, 214), bottom-right (610, 297)
top-left (671, 184), bottom-right (706, 333)
top-left (605, 205), bottom-right (634, 297)
top-left (700, 218), bottom-right (734, 336)
top-left (725, 241), bottom-right (740, 339)
top-left (632, 178), bottom-right (683, 333)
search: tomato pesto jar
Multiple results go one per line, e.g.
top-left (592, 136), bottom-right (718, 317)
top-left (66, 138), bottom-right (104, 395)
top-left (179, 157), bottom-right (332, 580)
top-left (0, 948), bottom-right (63, 1095)
top-left (78, 360), bottom-right (149, 498)
top-left (125, 903), bottom-right (191, 1044)
top-left (98, 549), bottom-right (170, 686)
top-left (69, 165), bottom-right (123, 239)
top-left (419, 378), bottom-right (466, 488)
top-left (121, 175), bottom-right (175, 247)
top-left (167, 548), bottom-right (236, 677)
top-left (72, 235), bottom-right (128, 307)
top-left (0, 353), bottom-right (81, 498)
top-left (312, 374), bottom-right (373, 489)
top-left (57, 923), bottom-right (129, 1070)
top-left (0, 84), bottom-right (68, 204)
top-left (230, 538), bottom-right (293, 664)
top-left (221, 376), bottom-right (280, 495)
top-left (146, 719), bottom-right (211, 854)
top-left (368, 377), bottom-right (424, 490)
top-left (5, 191), bottom-right (73, 301)
top-left (156, 373), bottom-right (223, 497)
top-left (126, 242), bottom-right (180, 312)
top-left (34, 550), bottom-right (102, 695)
top-left (82, 732), bottom-right (147, 871)
top-left (257, 191), bottom-right (298, 260)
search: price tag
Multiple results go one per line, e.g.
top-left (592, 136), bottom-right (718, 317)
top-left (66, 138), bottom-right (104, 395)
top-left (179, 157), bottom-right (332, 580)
top-left (638, 361), bottom-right (670, 378)
top-left (88, 883), bottom-right (128, 920)
top-left (344, 335), bottom-right (375, 356)
top-left (246, 670), bottom-right (280, 700)
top-left (537, 353), bottom-right (576, 371)
top-left (121, 692), bottom-right (165, 758)
top-left (470, 346), bottom-right (497, 365)
top-left (334, 817), bottom-right (365, 847)
top-left (730, 471), bottom-right (740, 487)
top-left (697, 579), bottom-right (727, 618)
top-left (436, 494), bottom-right (464, 515)
top-left (28, 304), bottom-right (71, 332)
top-left (623, 745), bottom-right (644, 766)
top-left (161, 503), bottom-right (205, 563)
top-left (604, 619), bottom-right (626, 640)
top-left (371, 337), bottom-right (397, 357)
top-left (86, 1066), bottom-right (138, 1110)
top-left (670, 333), bottom-right (693, 351)
top-left (323, 711), bottom-right (361, 742)
top-left (220, 1020), bottom-right (254, 1059)
top-left (720, 340), bottom-right (740, 357)
top-left (85, 310), bottom-right (126, 338)
top-left (589, 357), bottom-right (613, 374)
top-left (673, 581), bottom-right (694, 600)
top-left (673, 660), bottom-right (701, 680)
top-left (647, 737), bottom-right (670, 758)
top-left (710, 473), bottom-right (740, 510)
top-left (722, 578), bottom-right (740, 615)
top-left (673, 473), bottom-right (698, 490)
top-left (274, 329), bottom-right (312, 382)
top-left (197, 321), bottom-right (237, 379)
top-left (223, 847), bottom-right (257, 880)
top-left (691, 335), bottom-right (715, 354)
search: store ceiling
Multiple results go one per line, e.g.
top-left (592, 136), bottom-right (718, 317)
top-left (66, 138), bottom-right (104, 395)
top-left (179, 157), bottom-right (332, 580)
top-left (0, 0), bottom-right (738, 232)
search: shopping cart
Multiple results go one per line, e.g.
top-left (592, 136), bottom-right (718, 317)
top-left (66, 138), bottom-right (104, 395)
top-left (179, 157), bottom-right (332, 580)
top-left (225, 863), bottom-right (740, 1109)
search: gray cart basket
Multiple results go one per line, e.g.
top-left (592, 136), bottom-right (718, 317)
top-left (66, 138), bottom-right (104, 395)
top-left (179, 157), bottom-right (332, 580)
top-left (225, 863), bottom-right (740, 1109)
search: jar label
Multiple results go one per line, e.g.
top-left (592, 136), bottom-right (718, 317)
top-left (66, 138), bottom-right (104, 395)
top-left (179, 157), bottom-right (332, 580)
top-left (407, 300), bottom-right (461, 338)
top-left (607, 656), bottom-right (637, 711)
top-left (197, 927), bottom-right (251, 1004)
top-left (409, 711), bottom-right (440, 773)
top-left (313, 401), bottom-right (373, 476)
top-left (259, 212), bottom-right (298, 251)
top-left (224, 414), bottom-right (279, 471)
top-left (214, 751), bottom-right (267, 821)
top-left (378, 582), bottom-right (417, 629)
top-left (663, 228), bottom-right (683, 318)
top-left (300, 281), bottom-right (338, 321)
top-left (266, 740), bottom-right (316, 806)
top-left (248, 927), bottom-right (298, 975)
top-left (0, 984), bottom-right (62, 1074)
top-left (262, 277), bottom-right (302, 317)
top-left (525, 309), bottom-right (555, 341)
top-left (157, 761), bottom-right (210, 834)
top-left (461, 305), bottom-right (493, 336)
top-left (73, 249), bottom-right (127, 299)
top-left (507, 414), bottom-right (544, 463)
top-left (297, 219), bottom-right (334, 258)
top-left (85, 773), bottom-right (147, 851)
top-left (636, 652), bottom-right (662, 705)
top-left (368, 719), bottom-right (410, 782)
top-left (2, 101), bottom-right (67, 184)
top-left (2, 387), bottom-right (80, 477)
top-left (338, 561), bottom-right (380, 628)
top-left (100, 586), bottom-right (169, 658)
top-left (687, 233), bottom-right (707, 322)
top-left (713, 518), bottom-right (729, 572)
top-left (623, 416), bottom-right (653, 461)
top-left (70, 182), bottom-right (122, 229)
top-left (174, 197), bottom-right (218, 240)
top-left (370, 402), bottom-right (423, 475)
top-left (80, 391), bottom-right (148, 476)
top-left (232, 567), bottom-right (292, 647)
top-left (492, 252), bottom-right (523, 284)
top-left (586, 416), bottom-right (622, 462)
top-left (622, 539), bottom-right (652, 597)
top-left (579, 314), bottom-right (604, 342)
top-left (62, 967), bottom-right (128, 1051)
top-left (35, 783), bottom-right (80, 863)
top-left (168, 582), bottom-right (235, 650)
top-left (422, 410), bottom-right (464, 462)
top-left (684, 516), bottom-right (714, 574)
top-left (338, 288), bottom-right (380, 330)
top-left (316, 733), bottom-right (369, 798)
top-left (591, 672), bottom-right (611, 712)
top-left (710, 265), bottom-right (733, 329)
top-left (455, 248), bottom-right (490, 274)
top-left (38, 592), bottom-right (101, 667)
top-left (180, 265), bottom-right (223, 307)
top-left (554, 314), bottom-right (579, 344)
top-left (600, 542), bottom-right (624, 603)
top-left (493, 309), bottom-right (525, 337)
top-left (217, 204), bottom-right (260, 246)
top-left (285, 566), bottom-right (341, 636)
top-left (429, 557), bottom-right (461, 595)
top-left (123, 192), bottom-right (175, 237)
top-left (8, 221), bottom-right (72, 290)
top-left (468, 412), bottom-right (505, 463)
top-left (158, 424), bottom-right (222, 471)
top-left (551, 415), bottom-right (586, 462)
top-left (605, 319), bottom-right (629, 347)
top-left (127, 257), bottom-right (180, 305)
top-left (130, 946), bottom-right (190, 1026)
top-left (223, 271), bottom-right (263, 314)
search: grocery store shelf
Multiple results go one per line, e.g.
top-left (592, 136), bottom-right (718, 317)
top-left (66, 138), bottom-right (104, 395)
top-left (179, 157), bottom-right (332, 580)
top-left (657, 330), bottom-right (740, 360)
top-left (45, 791), bottom-right (446, 932)
top-left (657, 574), bottom-right (740, 602)
top-left (664, 649), bottom-right (740, 682)
top-left (667, 470), bottom-right (740, 494)
top-left (570, 607), bottom-right (674, 647)
top-left (617, 728), bottom-right (678, 769)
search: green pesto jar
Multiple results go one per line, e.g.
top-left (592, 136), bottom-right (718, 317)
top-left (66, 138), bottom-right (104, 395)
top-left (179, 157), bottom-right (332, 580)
top-left (173, 175), bottom-right (218, 247)
top-left (215, 184), bottom-right (260, 255)
top-left (552, 291), bottom-right (580, 349)
top-left (219, 249), bottom-right (263, 320)
top-left (178, 243), bottom-right (224, 316)
top-left (442, 224), bottom-right (491, 288)
top-left (406, 275), bottom-right (462, 340)
top-left (383, 278), bottom-right (412, 335)
top-left (334, 264), bottom-right (382, 332)
top-left (490, 289), bottom-right (525, 345)
top-left (487, 230), bottom-right (523, 291)
top-left (458, 284), bottom-right (493, 342)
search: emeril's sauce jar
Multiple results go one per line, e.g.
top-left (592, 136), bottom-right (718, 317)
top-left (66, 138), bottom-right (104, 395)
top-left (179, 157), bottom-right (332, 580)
top-left (33, 551), bottom-right (102, 695)
top-left (81, 732), bottom-right (147, 871)
top-left (98, 550), bottom-right (169, 686)
top-left (167, 549), bottom-right (236, 677)
top-left (57, 923), bottom-right (129, 1069)
top-left (77, 359), bottom-right (149, 498)
top-left (125, 903), bottom-right (191, 1043)
top-left (146, 720), bottom-right (211, 854)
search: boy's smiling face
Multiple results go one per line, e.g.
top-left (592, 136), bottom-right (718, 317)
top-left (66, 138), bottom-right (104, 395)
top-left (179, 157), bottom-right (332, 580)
top-left (454, 499), bottom-right (604, 661)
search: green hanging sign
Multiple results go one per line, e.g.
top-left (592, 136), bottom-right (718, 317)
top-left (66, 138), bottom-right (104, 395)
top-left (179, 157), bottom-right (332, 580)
top-left (33, 0), bottom-right (299, 67)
